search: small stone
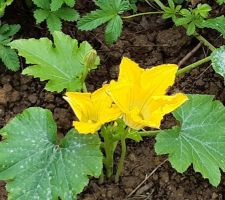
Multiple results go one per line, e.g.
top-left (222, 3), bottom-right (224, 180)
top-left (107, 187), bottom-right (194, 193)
top-left (45, 93), bottom-right (55, 102)
top-left (10, 91), bottom-right (21, 102)
top-left (212, 192), bottom-right (218, 199)
top-left (128, 153), bottom-right (136, 162)
top-left (195, 79), bottom-right (205, 87)
top-left (3, 84), bottom-right (12, 92)
top-left (160, 171), bottom-right (169, 183)
top-left (28, 94), bottom-right (38, 104)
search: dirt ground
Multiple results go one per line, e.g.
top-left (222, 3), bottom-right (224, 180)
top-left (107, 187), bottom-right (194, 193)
top-left (1, 1), bottom-right (225, 199)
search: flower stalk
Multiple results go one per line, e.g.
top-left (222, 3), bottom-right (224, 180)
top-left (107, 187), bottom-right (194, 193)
top-left (115, 134), bottom-right (127, 183)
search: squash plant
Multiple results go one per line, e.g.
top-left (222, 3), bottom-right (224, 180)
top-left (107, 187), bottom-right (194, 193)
top-left (1, 0), bottom-right (225, 199)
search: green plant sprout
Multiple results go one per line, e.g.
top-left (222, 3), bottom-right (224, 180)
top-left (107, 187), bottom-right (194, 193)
top-left (32, 0), bottom-right (79, 32)
top-left (118, 0), bottom-right (225, 81)
top-left (77, 0), bottom-right (133, 44)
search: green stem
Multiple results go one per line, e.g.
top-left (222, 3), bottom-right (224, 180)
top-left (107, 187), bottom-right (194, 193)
top-left (101, 127), bottom-right (118, 178)
top-left (122, 11), bottom-right (163, 19)
top-left (115, 137), bottom-right (127, 183)
top-left (82, 83), bottom-right (87, 92)
top-left (177, 56), bottom-right (211, 76)
top-left (194, 34), bottom-right (216, 51)
top-left (98, 171), bottom-right (104, 184)
top-left (81, 67), bottom-right (89, 92)
top-left (139, 130), bottom-right (159, 137)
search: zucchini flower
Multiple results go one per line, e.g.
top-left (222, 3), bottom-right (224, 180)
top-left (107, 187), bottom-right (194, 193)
top-left (108, 57), bottom-right (188, 130)
top-left (64, 85), bottom-right (121, 134)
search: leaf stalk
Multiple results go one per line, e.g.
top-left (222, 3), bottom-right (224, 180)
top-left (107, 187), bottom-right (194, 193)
top-left (122, 11), bottom-right (163, 19)
top-left (177, 56), bottom-right (211, 76)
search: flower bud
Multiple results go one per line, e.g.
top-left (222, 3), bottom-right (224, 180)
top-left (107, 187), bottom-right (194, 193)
top-left (83, 49), bottom-right (97, 69)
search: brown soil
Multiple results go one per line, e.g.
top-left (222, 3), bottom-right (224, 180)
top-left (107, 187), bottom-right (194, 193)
top-left (1, 1), bottom-right (225, 200)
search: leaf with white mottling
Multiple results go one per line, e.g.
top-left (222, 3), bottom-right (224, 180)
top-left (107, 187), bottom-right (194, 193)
top-left (211, 45), bottom-right (225, 81)
top-left (155, 95), bottom-right (225, 186)
top-left (0, 107), bottom-right (103, 200)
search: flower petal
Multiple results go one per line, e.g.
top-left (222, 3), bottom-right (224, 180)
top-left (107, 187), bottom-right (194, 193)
top-left (73, 121), bottom-right (102, 134)
top-left (118, 57), bottom-right (143, 83)
top-left (141, 64), bottom-right (178, 96)
top-left (99, 104), bottom-right (122, 124)
top-left (64, 92), bottom-right (93, 121)
top-left (141, 93), bottom-right (188, 128)
top-left (108, 81), bottom-right (132, 113)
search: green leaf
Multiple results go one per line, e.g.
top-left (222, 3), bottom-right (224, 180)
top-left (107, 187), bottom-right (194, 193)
top-left (33, 5), bottom-right (79, 33)
top-left (127, 131), bottom-right (142, 142)
top-left (64, 0), bottom-right (75, 7)
top-left (180, 8), bottom-right (192, 17)
top-left (77, 0), bottom-right (131, 43)
top-left (174, 17), bottom-right (192, 26)
top-left (55, 7), bottom-right (79, 21)
top-left (50, 0), bottom-right (76, 11)
top-left (10, 31), bottom-right (100, 92)
top-left (168, 0), bottom-right (175, 9)
top-left (216, 0), bottom-right (225, 5)
top-left (46, 13), bottom-right (62, 32)
top-left (34, 9), bottom-right (50, 23)
top-left (0, 24), bottom-right (20, 41)
top-left (0, 44), bottom-right (20, 71)
top-left (105, 15), bottom-right (123, 44)
top-left (196, 4), bottom-right (211, 18)
top-left (50, 0), bottom-right (63, 11)
top-left (77, 9), bottom-right (115, 31)
top-left (0, 107), bottom-right (103, 200)
top-left (211, 45), bottom-right (225, 80)
top-left (186, 21), bottom-right (196, 35)
top-left (0, 0), bottom-right (13, 17)
top-left (202, 16), bottom-right (225, 39)
top-left (155, 94), bottom-right (225, 186)
top-left (129, 0), bottom-right (137, 12)
top-left (32, 0), bottom-right (50, 9)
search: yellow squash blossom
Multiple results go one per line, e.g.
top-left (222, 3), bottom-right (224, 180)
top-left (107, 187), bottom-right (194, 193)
top-left (108, 57), bottom-right (188, 130)
top-left (64, 85), bottom-right (121, 134)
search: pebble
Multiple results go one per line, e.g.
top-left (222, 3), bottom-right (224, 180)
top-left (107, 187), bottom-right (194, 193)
top-left (28, 94), bottom-right (37, 104)
top-left (10, 91), bottom-right (21, 102)
top-left (3, 84), bottom-right (12, 92)
top-left (45, 93), bottom-right (54, 102)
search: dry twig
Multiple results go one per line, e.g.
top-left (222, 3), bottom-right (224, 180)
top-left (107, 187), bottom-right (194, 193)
top-left (178, 42), bottom-right (202, 67)
top-left (126, 159), bottom-right (168, 199)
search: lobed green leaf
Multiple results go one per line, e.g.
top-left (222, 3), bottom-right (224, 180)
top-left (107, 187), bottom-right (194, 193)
top-left (155, 94), bottom-right (225, 186)
top-left (0, 107), bottom-right (103, 200)
top-left (10, 31), bottom-right (100, 92)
